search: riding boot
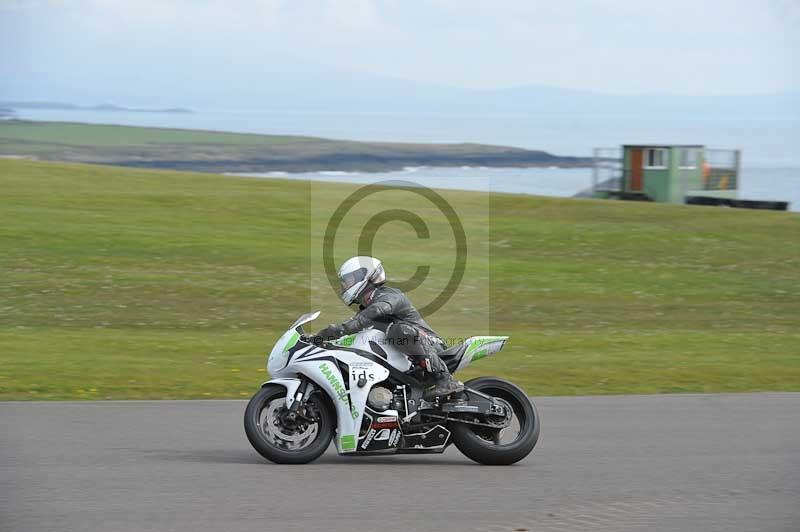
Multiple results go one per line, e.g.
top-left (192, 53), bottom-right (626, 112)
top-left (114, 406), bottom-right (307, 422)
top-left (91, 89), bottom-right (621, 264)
top-left (422, 351), bottom-right (464, 400)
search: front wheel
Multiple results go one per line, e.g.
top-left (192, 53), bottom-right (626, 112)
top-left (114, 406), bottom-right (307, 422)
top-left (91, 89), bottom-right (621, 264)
top-left (450, 377), bottom-right (540, 465)
top-left (244, 383), bottom-right (334, 464)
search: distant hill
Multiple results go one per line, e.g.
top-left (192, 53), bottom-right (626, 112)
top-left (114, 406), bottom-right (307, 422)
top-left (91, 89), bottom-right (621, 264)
top-left (1, 57), bottom-right (797, 119)
top-left (0, 120), bottom-right (591, 173)
top-left (0, 101), bottom-right (193, 114)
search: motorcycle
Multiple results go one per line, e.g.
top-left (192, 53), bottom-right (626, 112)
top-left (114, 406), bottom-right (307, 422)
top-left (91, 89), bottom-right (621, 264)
top-left (244, 311), bottom-right (540, 465)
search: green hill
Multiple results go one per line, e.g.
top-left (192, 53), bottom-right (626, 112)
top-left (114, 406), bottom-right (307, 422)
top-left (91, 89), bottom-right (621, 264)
top-left (1, 159), bottom-right (798, 400)
top-left (0, 120), bottom-right (589, 173)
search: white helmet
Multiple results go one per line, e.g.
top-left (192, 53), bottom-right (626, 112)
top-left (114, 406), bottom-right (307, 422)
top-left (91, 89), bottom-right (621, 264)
top-left (338, 256), bottom-right (385, 305)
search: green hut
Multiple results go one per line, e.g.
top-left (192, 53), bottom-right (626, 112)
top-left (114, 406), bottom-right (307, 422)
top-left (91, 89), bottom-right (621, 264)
top-left (593, 144), bottom-right (740, 204)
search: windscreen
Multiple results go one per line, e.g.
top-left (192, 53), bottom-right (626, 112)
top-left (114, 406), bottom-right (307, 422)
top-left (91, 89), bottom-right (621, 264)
top-left (289, 311), bottom-right (321, 331)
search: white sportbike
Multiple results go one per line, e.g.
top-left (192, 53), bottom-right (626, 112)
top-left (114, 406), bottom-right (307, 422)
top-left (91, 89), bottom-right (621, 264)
top-left (244, 312), bottom-right (540, 465)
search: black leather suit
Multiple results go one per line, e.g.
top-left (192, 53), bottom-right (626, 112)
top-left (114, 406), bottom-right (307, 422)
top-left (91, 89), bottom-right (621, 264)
top-left (323, 285), bottom-right (446, 360)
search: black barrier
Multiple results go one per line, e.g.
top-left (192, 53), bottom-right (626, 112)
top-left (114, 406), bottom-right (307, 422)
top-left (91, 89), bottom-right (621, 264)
top-left (685, 196), bottom-right (789, 211)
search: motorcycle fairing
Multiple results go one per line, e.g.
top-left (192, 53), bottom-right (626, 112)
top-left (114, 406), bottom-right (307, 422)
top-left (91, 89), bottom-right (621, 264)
top-left (398, 425), bottom-right (451, 453)
top-left (272, 346), bottom-right (391, 453)
top-left (266, 311), bottom-right (320, 375)
top-left (331, 328), bottom-right (412, 372)
top-left (357, 408), bottom-right (403, 452)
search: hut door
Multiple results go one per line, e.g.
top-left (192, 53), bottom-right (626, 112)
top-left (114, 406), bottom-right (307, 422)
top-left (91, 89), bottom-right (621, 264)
top-left (630, 149), bottom-right (643, 191)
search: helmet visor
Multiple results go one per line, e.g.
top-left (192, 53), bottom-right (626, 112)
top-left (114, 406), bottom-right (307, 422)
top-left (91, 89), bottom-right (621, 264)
top-left (340, 267), bottom-right (367, 294)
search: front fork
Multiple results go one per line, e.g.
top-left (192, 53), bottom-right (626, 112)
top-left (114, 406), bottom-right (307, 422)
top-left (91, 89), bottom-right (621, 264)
top-left (283, 376), bottom-right (315, 423)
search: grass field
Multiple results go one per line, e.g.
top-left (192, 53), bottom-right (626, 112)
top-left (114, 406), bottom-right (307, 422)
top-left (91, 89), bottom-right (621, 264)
top-left (0, 120), bottom-right (587, 173)
top-left (1, 159), bottom-right (798, 400)
top-left (0, 120), bottom-right (315, 147)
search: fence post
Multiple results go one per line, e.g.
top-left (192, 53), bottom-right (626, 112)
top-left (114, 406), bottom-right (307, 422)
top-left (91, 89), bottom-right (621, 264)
top-left (734, 149), bottom-right (742, 196)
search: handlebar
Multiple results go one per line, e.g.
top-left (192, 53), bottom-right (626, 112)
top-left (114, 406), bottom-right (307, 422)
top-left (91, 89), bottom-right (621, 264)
top-left (299, 333), bottom-right (326, 347)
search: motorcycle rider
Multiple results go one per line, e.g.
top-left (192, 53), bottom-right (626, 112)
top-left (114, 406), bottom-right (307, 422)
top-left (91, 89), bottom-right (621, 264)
top-left (313, 256), bottom-right (463, 400)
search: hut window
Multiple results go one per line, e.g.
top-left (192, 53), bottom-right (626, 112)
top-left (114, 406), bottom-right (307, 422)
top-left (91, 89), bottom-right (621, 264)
top-left (679, 148), bottom-right (699, 169)
top-left (644, 148), bottom-right (668, 169)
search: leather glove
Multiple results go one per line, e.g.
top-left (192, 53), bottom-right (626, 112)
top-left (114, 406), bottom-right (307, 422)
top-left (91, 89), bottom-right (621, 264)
top-left (313, 324), bottom-right (344, 346)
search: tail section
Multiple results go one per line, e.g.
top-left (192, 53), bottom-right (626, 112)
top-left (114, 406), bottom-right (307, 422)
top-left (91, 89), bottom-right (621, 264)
top-left (458, 336), bottom-right (508, 369)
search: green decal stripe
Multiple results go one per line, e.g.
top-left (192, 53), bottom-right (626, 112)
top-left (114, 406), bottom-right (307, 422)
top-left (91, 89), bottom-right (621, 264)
top-left (466, 338), bottom-right (490, 356)
top-left (340, 435), bottom-right (356, 450)
top-left (466, 336), bottom-right (507, 358)
top-left (333, 334), bottom-right (356, 347)
top-left (284, 331), bottom-right (300, 352)
top-left (471, 349), bottom-right (489, 361)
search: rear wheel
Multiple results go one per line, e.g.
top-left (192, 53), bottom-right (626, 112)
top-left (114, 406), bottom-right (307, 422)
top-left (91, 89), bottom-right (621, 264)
top-left (244, 384), bottom-right (334, 464)
top-left (450, 377), bottom-right (540, 465)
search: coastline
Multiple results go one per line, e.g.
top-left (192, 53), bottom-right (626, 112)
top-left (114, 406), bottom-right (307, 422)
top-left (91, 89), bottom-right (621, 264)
top-left (0, 119), bottom-right (592, 174)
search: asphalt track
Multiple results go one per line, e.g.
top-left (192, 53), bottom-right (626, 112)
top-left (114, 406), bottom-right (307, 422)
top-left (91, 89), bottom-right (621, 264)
top-left (2, 393), bottom-right (798, 532)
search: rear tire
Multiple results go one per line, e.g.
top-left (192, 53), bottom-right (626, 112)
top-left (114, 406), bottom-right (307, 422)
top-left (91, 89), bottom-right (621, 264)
top-left (450, 377), bottom-right (540, 465)
top-left (244, 384), bottom-right (334, 464)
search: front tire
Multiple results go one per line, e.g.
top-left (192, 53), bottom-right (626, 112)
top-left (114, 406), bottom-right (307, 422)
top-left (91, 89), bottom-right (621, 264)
top-left (450, 377), bottom-right (540, 465)
top-left (244, 384), bottom-right (334, 464)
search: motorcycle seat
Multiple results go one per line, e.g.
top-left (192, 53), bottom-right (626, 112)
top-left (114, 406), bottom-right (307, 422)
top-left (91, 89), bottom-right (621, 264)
top-left (438, 342), bottom-right (468, 373)
top-left (438, 342), bottom-right (467, 358)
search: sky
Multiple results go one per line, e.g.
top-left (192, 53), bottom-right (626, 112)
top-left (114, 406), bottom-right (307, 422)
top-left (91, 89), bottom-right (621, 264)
top-left (1, 0), bottom-right (799, 101)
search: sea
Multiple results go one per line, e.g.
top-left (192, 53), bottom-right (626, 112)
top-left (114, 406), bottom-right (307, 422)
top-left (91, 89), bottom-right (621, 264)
top-left (15, 108), bottom-right (800, 211)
